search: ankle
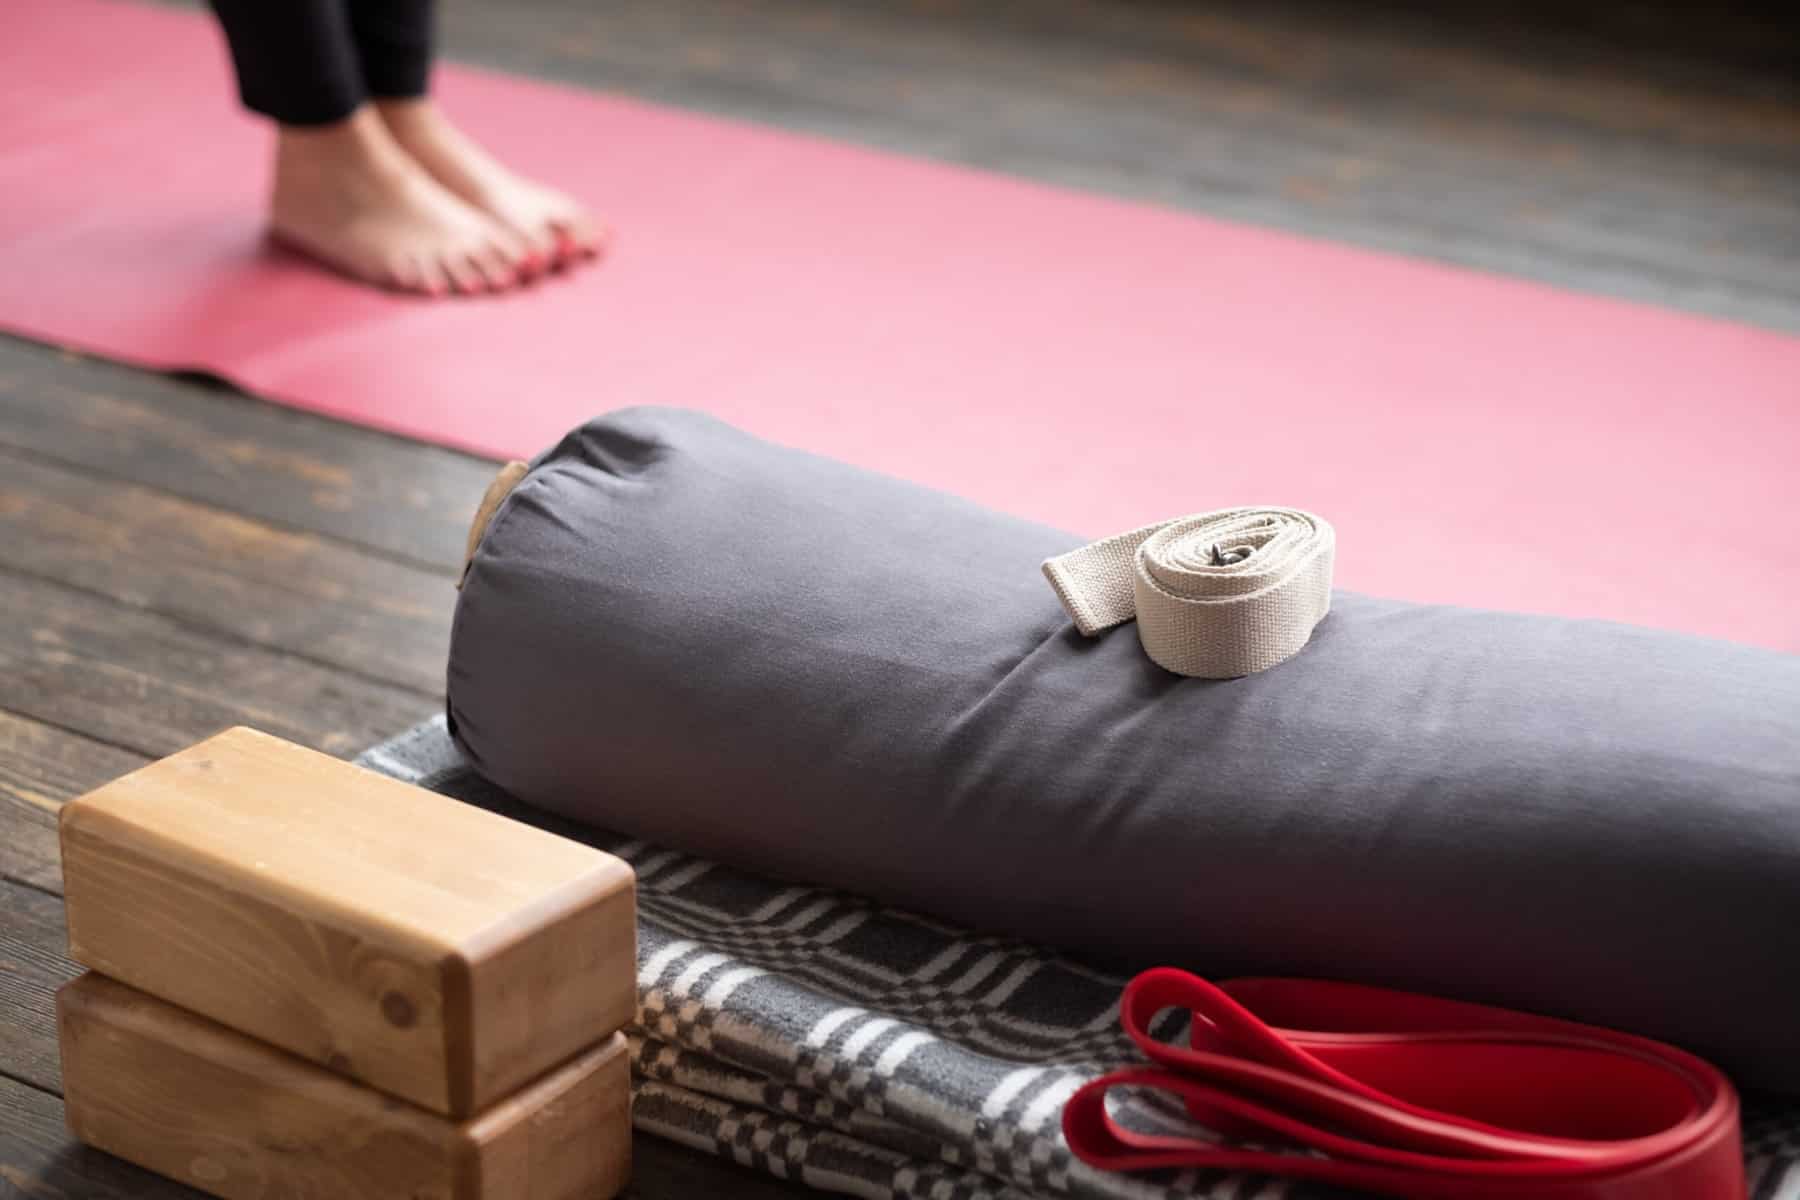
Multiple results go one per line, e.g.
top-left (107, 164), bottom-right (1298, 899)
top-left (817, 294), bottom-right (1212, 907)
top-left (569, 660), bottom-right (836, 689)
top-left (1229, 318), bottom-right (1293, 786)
top-left (373, 96), bottom-right (446, 142)
top-left (275, 105), bottom-right (409, 184)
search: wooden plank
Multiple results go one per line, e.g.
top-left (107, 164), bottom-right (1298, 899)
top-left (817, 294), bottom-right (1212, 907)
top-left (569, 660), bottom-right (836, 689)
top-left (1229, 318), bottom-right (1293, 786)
top-left (0, 880), bottom-right (77, 1095)
top-left (0, 337), bottom-right (496, 571)
top-left (60, 976), bottom-right (630, 1200)
top-left (63, 729), bottom-right (636, 1117)
top-left (0, 570), bottom-right (430, 761)
top-left (0, 713), bottom-right (145, 894)
top-left (0, 1073), bottom-right (203, 1200)
top-left (0, 447), bottom-right (453, 695)
top-left (434, 0), bottom-right (1800, 330)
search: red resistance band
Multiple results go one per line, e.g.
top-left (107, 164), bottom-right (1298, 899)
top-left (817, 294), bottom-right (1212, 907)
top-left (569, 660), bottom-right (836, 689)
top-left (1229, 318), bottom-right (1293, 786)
top-left (1062, 969), bottom-right (1741, 1199)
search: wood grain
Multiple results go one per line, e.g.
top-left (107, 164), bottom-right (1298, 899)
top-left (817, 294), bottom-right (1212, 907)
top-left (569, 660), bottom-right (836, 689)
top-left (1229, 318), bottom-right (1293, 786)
top-left (0, 713), bottom-right (147, 895)
top-left (0, 881), bottom-right (78, 1096)
top-left (3, 1067), bottom-right (796, 1200)
top-left (7, 0), bottom-right (1796, 1195)
top-left (0, 447), bottom-right (453, 695)
top-left (0, 865), bottom-right (795, 1200)
top-left (0, 569), bottom-right (429, 760)
top-left (428, 0), bottom-right (1800, 331)
top-left (59, 974), bottom-right (630, 1200)
top-left (466, 1032), bottom-right (632, 1200)
top-left (0, 338), bottom-right (496, 571)
top-left (60, 728), bottom-right (637, 1117)
top-left (0, 1072), bottom-right (202, 1200)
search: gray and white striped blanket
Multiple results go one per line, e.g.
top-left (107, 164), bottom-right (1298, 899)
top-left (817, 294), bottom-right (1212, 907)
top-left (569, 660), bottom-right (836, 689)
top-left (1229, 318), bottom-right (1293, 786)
top-left (360, 717), bottom-right (1800, 1200)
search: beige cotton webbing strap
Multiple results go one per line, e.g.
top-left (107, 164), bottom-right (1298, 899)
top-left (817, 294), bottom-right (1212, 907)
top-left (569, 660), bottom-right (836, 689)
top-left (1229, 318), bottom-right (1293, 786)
top-left (1041, 507), bottom-right (1335, 678)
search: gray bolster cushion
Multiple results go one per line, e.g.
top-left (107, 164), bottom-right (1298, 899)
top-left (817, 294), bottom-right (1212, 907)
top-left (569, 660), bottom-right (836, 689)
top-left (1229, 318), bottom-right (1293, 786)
top-left (448, 406), bottom-right (1800, 1090)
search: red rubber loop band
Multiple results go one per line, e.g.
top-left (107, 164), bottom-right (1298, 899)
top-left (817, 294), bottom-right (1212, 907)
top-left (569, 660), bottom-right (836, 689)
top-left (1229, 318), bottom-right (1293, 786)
top-left (1063, 968), bottom-right (1741, 1199)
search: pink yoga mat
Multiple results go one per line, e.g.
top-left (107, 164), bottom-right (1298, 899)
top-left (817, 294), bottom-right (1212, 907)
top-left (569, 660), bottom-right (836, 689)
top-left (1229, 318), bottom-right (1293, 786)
top-left (5, 0), bottom-right (1798, 650)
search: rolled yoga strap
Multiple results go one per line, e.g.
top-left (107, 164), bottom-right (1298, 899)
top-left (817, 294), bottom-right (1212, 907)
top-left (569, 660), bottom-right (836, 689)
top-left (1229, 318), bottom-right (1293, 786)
top-left (1041, 507), bottom-right (1335, 677)
top-left (1064, 969), bottom-right (1742, 1199)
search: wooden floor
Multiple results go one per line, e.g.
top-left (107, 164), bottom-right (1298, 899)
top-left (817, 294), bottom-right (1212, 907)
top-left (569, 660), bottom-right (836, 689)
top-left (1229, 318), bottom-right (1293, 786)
top-left (2, 0), bottom-right (1795, 1196)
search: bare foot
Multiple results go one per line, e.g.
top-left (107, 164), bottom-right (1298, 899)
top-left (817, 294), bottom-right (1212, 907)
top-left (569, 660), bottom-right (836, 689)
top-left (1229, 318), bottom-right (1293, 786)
top-left (377, 97), bottom-right (607, 270)
top-left (271, 106), bottom-right (532, 295)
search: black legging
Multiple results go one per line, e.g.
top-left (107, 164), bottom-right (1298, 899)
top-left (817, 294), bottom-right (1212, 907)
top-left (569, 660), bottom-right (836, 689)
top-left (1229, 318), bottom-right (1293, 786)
top-left (208, 0), bottom-right (436, 127)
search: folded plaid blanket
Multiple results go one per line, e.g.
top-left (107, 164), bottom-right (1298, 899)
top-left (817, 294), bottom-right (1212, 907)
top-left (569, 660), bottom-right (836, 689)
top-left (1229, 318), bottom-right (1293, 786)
top-left (360, 717), bottom-right (1800, 1200)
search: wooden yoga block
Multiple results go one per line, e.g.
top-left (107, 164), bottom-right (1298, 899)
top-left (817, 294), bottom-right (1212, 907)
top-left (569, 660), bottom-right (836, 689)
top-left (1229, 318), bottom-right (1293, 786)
top-left (59, 972), bottom-right (631, 1200)
top-left (60, 726), bottom-right (636, 1117)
